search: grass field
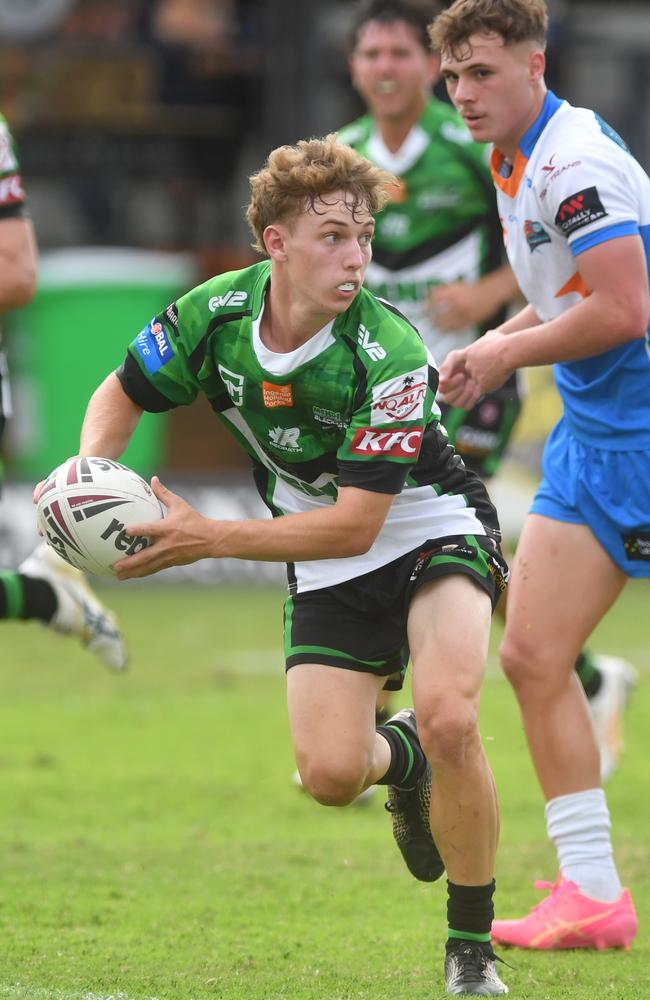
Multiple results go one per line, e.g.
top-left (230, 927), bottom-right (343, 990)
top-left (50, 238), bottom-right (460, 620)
top-left (1, 580), bottom-right (648, 1000)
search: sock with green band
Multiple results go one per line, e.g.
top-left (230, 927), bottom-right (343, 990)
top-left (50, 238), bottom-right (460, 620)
top-left (0, 572), bottom-right (57, 622)
top-left (447, 879), bottom-right (496, 943)
top-left (376, 722), bottom-right (426, 789)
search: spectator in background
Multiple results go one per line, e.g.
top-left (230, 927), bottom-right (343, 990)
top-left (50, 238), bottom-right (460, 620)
top-left (0, 109), bottom-right (126, 670)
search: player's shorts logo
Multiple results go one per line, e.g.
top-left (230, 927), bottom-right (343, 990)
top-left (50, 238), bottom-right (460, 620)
top-left (622, 530), bottom-right (650, 562)
top-left (555, 186), bottom-right (607, 236)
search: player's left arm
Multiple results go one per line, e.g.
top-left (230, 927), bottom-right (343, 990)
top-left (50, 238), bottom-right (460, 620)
top-left (114, 482), bottom-right (395, 580)
top-left (0, 216), bottom-right (37, 312)
top-left (441, 234), bottom-right (649, 401)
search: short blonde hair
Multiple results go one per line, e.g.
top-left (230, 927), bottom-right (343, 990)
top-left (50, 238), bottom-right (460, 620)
top-left (247, 134), bottom-right (395, 254)
top-left (429, 0), bottom-right (548, 59)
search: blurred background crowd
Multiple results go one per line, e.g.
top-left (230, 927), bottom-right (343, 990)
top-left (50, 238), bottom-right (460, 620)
top-left (1, 0), bottom-right (649, 499)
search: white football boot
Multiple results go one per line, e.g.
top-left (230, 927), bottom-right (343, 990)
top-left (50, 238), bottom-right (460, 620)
top-left (19, 543), bottom-right (127, 671)
top-left (588, 655), bottom-right (638, 782)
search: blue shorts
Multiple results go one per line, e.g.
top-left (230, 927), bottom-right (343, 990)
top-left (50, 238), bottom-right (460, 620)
top-left (531, 419), bottom-right (650, 578)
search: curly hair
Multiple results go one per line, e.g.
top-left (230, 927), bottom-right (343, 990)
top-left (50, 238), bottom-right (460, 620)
top-left (429, 0), bottom-right (548, 59)
top-left (247, 134), bottom-right (395, 255)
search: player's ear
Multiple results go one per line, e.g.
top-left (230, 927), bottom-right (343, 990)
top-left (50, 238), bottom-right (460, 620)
top-left (529, 48), bottom-right (545, 84)
top-left (263, 224), bottom-right (288, 261)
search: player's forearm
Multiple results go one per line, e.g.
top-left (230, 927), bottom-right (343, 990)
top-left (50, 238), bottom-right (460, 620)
top-left (205, 489), bottom-right (391, 564)
top-left (80, 373), bottom-right (143, 458)
top-left (495, 303), bottom-right (541, 335)
top-left (0, 220), bottom-right (37, 312)
top-left (501, 293), bottom-right (645, 370)
top-left (206, 509), bottom-right (371, 563)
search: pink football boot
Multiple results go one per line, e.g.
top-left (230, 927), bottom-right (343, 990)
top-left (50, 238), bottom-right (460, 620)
top-left (491, 878), bottom-right (638, 950)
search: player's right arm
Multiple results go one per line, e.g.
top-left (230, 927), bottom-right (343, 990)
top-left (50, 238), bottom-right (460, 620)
top-left (80, 372), bottom-right (144, 458)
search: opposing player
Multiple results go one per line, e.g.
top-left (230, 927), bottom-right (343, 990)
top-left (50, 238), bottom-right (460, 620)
top-left (433, 0), bottom-right (646, 950)
top-left (340, 0), bottom-right (636, 783)
top-left (68, 135), bottom-right (510, 996)
top-left (0, 111), bottom-right (126, 670)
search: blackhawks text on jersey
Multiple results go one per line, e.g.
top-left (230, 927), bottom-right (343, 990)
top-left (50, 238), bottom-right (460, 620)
top-left (117, 261), bottom-right (501, 594)
top-left (338, 99), bottom-right (504, 365)
top-left (492, 90), bottom-right (650, 450)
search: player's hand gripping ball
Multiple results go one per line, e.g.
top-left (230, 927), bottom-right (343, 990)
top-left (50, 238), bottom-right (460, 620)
top-left (36, 456), bottom-right (165, 577)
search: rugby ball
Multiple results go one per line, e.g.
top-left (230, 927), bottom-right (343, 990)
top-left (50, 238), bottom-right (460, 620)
top-left (36, 456), bottom-right (165, 577)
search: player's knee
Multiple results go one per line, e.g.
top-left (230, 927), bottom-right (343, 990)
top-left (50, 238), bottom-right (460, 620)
top-left (500, 633), bottom-right (548, 692)
top-left (298, 759), bottom-right (366, 806)
top-left (417, 701), bottom-right (480, 768)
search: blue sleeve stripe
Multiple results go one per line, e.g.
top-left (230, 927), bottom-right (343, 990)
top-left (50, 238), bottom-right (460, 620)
top-left (571, 220), bottom-right (639, 257)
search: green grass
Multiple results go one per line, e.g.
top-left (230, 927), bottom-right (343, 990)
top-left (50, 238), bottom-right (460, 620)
top-left (1, 580), bottom-right (648, 1000)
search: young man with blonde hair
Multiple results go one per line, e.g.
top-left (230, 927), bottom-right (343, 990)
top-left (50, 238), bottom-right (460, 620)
top-left (64, 134), bottom-right (510, 995)
top-left (432, 0), bottom-right (647, 952)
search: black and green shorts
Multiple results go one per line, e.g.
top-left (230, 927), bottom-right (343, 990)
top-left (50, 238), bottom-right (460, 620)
top-left (284, 533), bottom-right (508, 691)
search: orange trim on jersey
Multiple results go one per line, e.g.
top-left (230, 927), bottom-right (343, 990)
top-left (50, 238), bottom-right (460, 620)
top-left (490, 148), bottom-right (529, 197)
top-left (554, 271), bottom-right (590, 300)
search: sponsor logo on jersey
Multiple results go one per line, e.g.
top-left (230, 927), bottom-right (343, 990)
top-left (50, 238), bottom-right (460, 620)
top-left (262, 381), bottom-right (293, 408)
top-left (350, 427), bottom-right (423, 457)
top-left (268, 426), bottom-right (301, 452)
top-left (357, 324), bottom-right (386, 361)
top-left (0, 127), bottom-right (17, 173)
top-left (416, 189), bottom-right (461, 210)
top-left (555, 186), bottom-right (607, 236)
top-left (524, 219), bottom-right (552, 252)
top-left (622, 530), bottom-right (650, 562)
top-left (218, 364), bottom-right (245, 407)
top-left (539, 157), bottom-right (581, 200)
top-left (313, 406), bottom-right (347, 429)
top-left (0, 173), bottom-right (25, 206)
top-left (371, 368), bottom-right (427, 425)
top-left (208, 290), bottom-right (248, 311)
top-left (378, 213), bottom-right (410, 239)
top-left (135, 320), bottom-right (173, 374)
top-left (165, 303), bottom-right (179, 330)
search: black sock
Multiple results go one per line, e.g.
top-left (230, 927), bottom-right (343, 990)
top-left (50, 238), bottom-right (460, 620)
top-left (0, 572), bottom-right (57, 622)
top-left (447, 879), bottom-right (495, 945)
top-left (376, 722), bottom-right (426, 789)
top-left (575, 650), bottom-right (602, 698)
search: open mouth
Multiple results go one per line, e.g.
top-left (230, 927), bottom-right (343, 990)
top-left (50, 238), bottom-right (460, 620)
top-left (337, 282), bottom-right (357, 292)
top-left (376, 80), bottom-right (397, 94)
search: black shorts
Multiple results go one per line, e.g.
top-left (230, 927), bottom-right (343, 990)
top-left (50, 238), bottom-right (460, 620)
top-left (284, 533), bottom-right (508, 691)
top-left (440, 374), bottom-right (522, 479)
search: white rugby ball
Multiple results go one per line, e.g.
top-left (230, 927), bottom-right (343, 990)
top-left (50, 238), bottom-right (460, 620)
top-left (36, 456), bottom-right (165, 577)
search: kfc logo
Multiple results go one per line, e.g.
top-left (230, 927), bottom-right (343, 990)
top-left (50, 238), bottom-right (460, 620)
top-left (350, 427), bottom-right (423, 457)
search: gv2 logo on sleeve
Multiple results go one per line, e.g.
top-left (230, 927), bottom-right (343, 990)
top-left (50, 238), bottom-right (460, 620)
top-left (357, 324), bottom-right (386, 361)
top-left (555, 186), bottom-right (607, 237)
top-left (209, 291), bottom-right (248, 311)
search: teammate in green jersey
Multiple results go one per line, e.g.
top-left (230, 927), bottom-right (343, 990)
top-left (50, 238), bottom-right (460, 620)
top-left (339, 0), bottom-right (636, 782)
top-left (67, 134), bottom-right (509, 997)
top-left (0, 111), bottom-right (126, 670)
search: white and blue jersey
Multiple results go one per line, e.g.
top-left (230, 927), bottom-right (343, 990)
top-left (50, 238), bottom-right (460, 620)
top-left (491, 90), bottom-right (650, 451)
top-left (491, 91), bottom-right (650, 575)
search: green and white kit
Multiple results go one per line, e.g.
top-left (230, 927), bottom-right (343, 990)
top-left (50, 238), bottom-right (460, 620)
top-left (118, 260), bottom-right (501, 594)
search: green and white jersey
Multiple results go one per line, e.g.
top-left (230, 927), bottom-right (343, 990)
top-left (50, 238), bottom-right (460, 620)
top-left (338, 99), bottom-right (504, 365)
top-left (117, 261), bottom-right (500, 594)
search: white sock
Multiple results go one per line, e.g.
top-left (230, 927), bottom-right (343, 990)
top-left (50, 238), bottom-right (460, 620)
top-left (545, 789), bottom-right (622, 902)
